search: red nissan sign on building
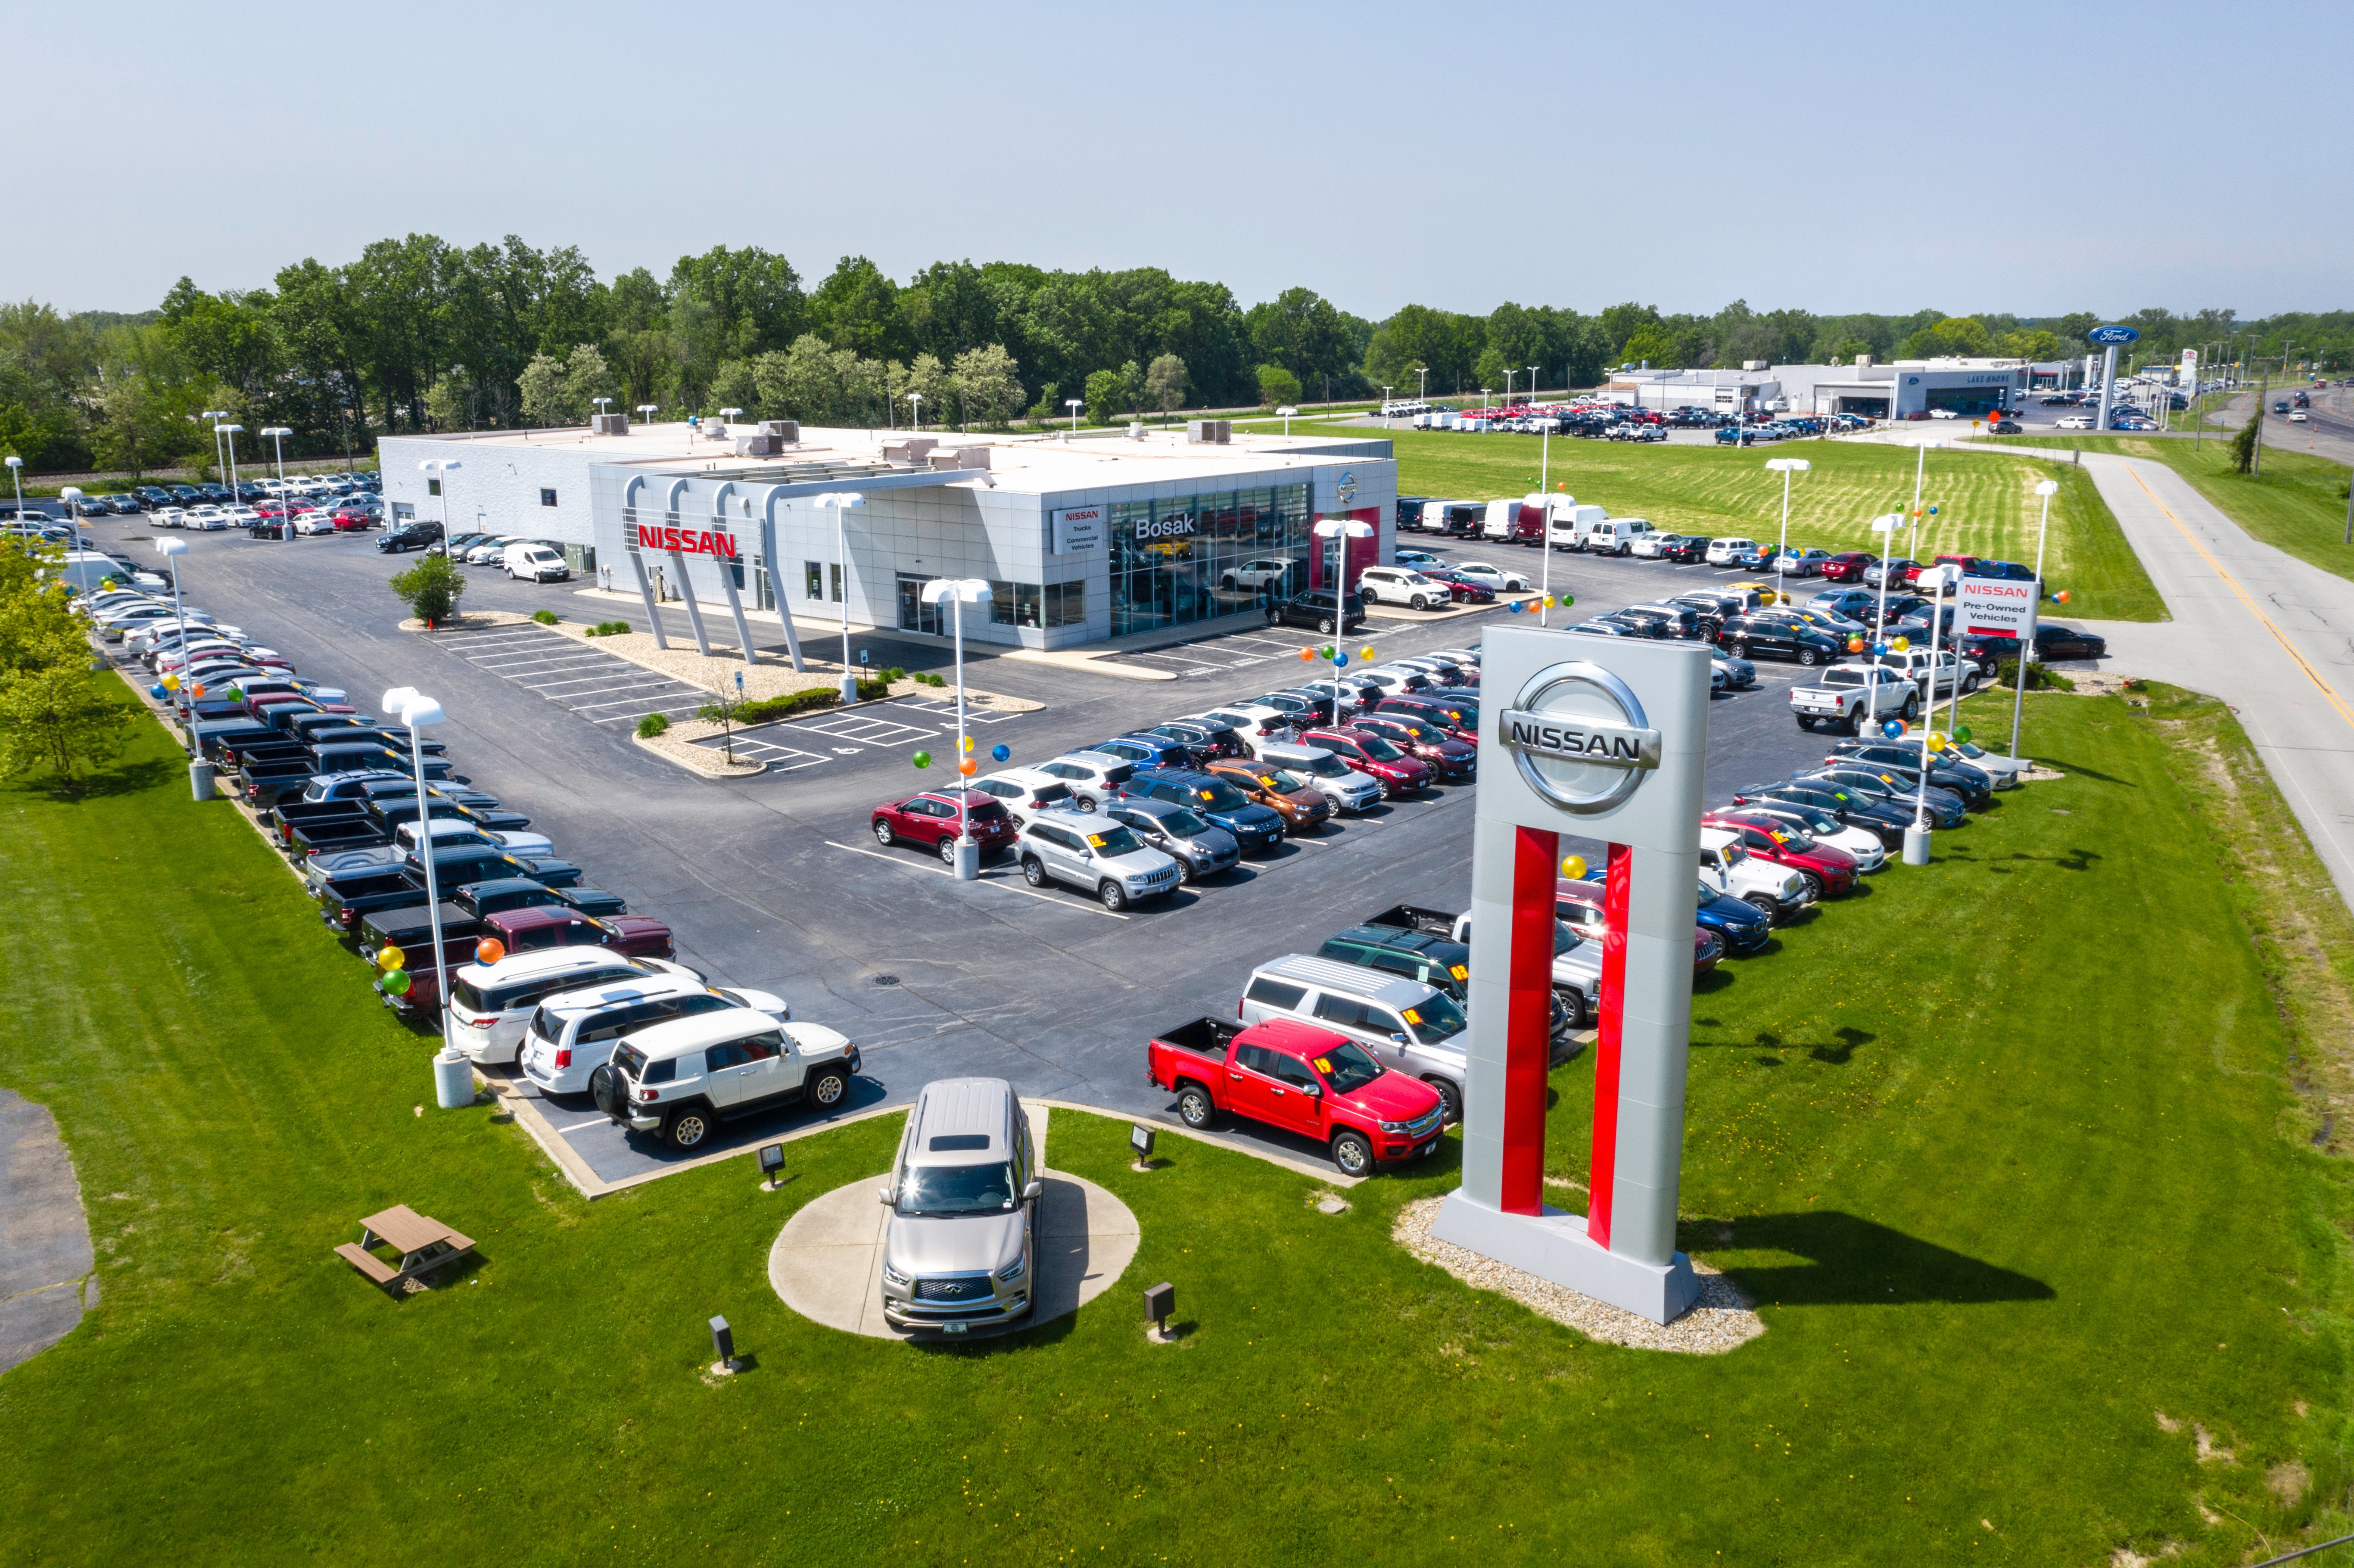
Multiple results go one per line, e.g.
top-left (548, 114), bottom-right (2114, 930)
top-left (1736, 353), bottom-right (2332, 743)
top-left (635, 523), bottom-right (740, 558)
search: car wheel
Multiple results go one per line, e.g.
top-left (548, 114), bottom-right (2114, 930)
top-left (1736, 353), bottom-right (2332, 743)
top-left (1318, 617), bottom-right (1335, 634)
top-left (1731, 640), bottom-right (1751, 658)
top-left (1901, 692), bottom-right (1920, 719)
top-left (1427, 1077), bottom-right (1463, 1124)
top-left (1744, 895), bottom-right (1779, 924)
top-left (1330, 1130), bottom-right (1374, 1177)
top-left (872, 818), bottom-right (895, 846)
top-left (1409, 594), bottom-right (1428, 611)
top-left (1099, 880), bottom-right (1127, 912)
top-left (1797, 646), bottom-right (1820, 667)
top-left (1221, 576), bottom-right (1237, 591)
top-left (1800, 871), bottom-right (1825, 899)
top-left (1557, 989), bottom-right (1586, 1029)
top-left (806, 1065), bottom-right (850, 1111)
top-left (1796, 717), bottom-right (1815, 732)
top-left (1176, 1083), bottom-right (1215, 1129)
top-left (1176, 856), bottom-right (1198, 885)
top-left (664, 1108), bottom-right (712, 1150)
top-left (1020, 856), bottom-right (1046, 887)
top-left (1964, 672), bottom-right (1980, 694)
top-left (937, 835), bottom-right (960, 865)
top-left (1074, 793), bottom-right (1096, 813)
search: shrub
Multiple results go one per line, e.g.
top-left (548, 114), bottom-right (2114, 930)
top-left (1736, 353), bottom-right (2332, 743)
top-left (731, 687), bottom-right (844, 725)
top-left (914, 671), bottom-right (947, 688)
top-left (583, 619), bottom-right (629, 638)
top-left (531, 609), bottom-right (558, 625)
top-left (635, 712), bottom-right (670, 738)
top-left (1996, 658), bottom-right (2076, 692)
top-left (856, 678), bottom-right (891, 701)
top-left (389, 553), bottom-right (466, 625)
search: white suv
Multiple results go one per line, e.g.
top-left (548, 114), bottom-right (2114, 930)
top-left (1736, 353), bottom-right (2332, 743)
top-left (1356, 566), bottom-right (1448, 611)
top-left (518, 974), bottom-right (789, 1095)
top-left (592, 1010), bottom-right (859, 1151)
top-left (1032, 752), bottom-right (1134, 813)
top-left (1705, 537), bottom-right (1760, 567)
top-left (1254, 740), bottom-right (1382, 813)
top-left (1699, 827), bottom-right (1812, 921)
top-left (449, 949), bottom-right (701, 1064)
top-left (967, 768), bottom-right (1074, 826)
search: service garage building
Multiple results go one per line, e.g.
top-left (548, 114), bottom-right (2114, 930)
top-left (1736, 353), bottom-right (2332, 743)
top-left (380, 421), bottom-right (1396, 653)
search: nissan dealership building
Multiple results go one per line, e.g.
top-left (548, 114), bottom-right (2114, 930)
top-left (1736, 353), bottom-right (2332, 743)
top-left (378, 420), bottom-right (1397, 652)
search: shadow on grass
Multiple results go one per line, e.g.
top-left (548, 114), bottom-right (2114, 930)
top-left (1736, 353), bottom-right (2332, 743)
top-left (2029, 754), bottom-right (2136, 786)
top-left (1690, 1212), bottom-right (2056, 1307)
top-left (8, 756), bottom-right (181, 801)
top-left (1711, 1025), bottom-right (1873, 1065)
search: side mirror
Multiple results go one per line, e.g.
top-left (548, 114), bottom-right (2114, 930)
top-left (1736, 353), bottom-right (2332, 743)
top-left (1302, 1082), bottom-right (1323, 1099)
top-left (1022, 1179), bottom-right (1043, 1202)
top-left (877, 1185), bottom-right (895, 1206)
top-left (1389, 1032), bottom-right (1408, 1045)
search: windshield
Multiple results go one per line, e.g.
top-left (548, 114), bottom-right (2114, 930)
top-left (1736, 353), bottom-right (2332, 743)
top-left (1157, 808), bottom-right (1211, 836)
top-left (1764, 828), bottom-right (1816, 852)
top-left (896, 1161), bottom-right (1017, 1216)
top-left (1085, 825), bottom-right (1144, 856)
top-left (1553, 921), bottom-right (1579, 956)
top-left (1297, 753), bottom-right (1349, 778)
top-left (1356, 735), bottom-right (1406, 762)
top-left (1260, 769), bottom-right (1306, 793)
top-left (1310, 1041), bottom-right (1385, 1095)
top-left (1192, 780), bottom-right (1250, 811)
top-left (1400, 993), bottom-right (1467, 1046)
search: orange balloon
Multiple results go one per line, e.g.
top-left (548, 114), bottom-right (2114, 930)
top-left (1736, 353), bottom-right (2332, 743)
top-left (956, 758), bottom-right (977, 776)
top-left (1299, 647), bottom-right (1314, 661)
top-left (474, 938), bottom-right (506, 966)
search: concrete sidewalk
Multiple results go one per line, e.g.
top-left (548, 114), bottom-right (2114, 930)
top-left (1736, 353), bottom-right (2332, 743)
top-left (2068, 451), bottom-right (2354, 906)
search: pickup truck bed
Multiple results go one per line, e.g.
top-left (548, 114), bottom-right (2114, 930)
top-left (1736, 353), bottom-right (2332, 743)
top-left (1367, 904), bottom-right (1458, 938)
top-left (1145, 1015), bottom-right (1446, 1175)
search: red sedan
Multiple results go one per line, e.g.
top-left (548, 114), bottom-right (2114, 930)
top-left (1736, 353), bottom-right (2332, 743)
top-left (1419, 569), bottom-right (1497, 605)
top-left (1701, 810), bottom-right (1859, 899)
top-left (1349, 714), bottom-right (1476, 781)
top-left (871, 788), bottom-right (1017, 862)
top-left (1822, 551), bottom-right (1877, 583)
top-left (1296, 726), bottom-right (1433, 798)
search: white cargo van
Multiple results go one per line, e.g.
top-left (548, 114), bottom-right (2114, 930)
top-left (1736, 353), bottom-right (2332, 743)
top-left (503, 541), bottom-right (571, 582)
top-left (1578, 516), bottom-right (1655, 557)
top-left (1547, 503), bottom-right (1606, 552)
top-left (1479, 499), bottom-right (1527, 543)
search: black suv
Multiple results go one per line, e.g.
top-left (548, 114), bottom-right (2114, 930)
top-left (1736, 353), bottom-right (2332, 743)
top-left (377, 522), bottom-right (442, 554)
top-left (1266, 588), bottom-right (1367, 635)
top-left (1716, 610), bottom-right (1843, 666)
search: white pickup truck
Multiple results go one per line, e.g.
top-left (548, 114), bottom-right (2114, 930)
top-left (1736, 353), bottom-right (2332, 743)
top-left (1789, 664), bottom-right (1920, 733)
top-left (1700, 828), bottom-right (1812, 922)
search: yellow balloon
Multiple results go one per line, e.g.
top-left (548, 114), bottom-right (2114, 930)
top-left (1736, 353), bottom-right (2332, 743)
top-left (960, 735), bottom-right (974, 752)
top-left (1891, 636), bottom-right (1910, 652)
top-left (1360, 647), bottom-right (1376, 661)
top-left (375, 945), bottom-right (402, 970)
top-left (1560, 855), bottom-right (1587, 880)
top-left (161, 673), bottom-right (180, 691)
top-left (1926, 732), bottom-right (1946, 751)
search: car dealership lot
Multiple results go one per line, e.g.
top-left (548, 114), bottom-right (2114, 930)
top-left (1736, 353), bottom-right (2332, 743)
top-left (83, 513), bottom-right (1872, 1184)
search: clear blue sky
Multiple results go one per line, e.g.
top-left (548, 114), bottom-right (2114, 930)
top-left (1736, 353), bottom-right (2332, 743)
top-left (18, 1), bottom-right (2352, 320)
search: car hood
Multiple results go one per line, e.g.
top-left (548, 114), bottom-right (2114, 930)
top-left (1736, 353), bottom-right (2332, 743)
top-left (1101, 847), bottom-right (1177, 878)
top-left (1280, 787), bottom-right (1326, 812)
top-left (780, 1020), bottom-right (848, 1055)
top-left (885, 1206), bottom-right (1025, 1279)
top-left (1219, 803), bottom-right (1285, 831)
top-left (1341, 1071), bottom-right (1445, 1122)
top-left (607, 915), bottom-right (672, 942)
top-left (1177, 827), bottom-right (1240, 857)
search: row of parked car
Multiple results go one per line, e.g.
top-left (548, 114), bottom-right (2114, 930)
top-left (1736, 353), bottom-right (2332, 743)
top-left (90, 577), bottom-right (867, 1159)
top-left (36, 471), bottom-right (380, 520)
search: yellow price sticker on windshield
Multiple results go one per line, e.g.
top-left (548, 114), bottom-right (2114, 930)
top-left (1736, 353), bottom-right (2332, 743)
top-left (1313, 1057), bottom-right (1333, 1073)
top-left (1198, 790), bottom-right (1215, 801)
top-left (1449, 964), bottom-right (1469, 981)
top-left (1086, 834), bottom-right (1108, 848)
top-left (1401, 1008), bottom-right (1423, 1025)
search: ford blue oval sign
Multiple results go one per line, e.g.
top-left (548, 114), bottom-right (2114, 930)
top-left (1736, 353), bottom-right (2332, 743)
top-left (2087, 325), bottom-right (2140, 345)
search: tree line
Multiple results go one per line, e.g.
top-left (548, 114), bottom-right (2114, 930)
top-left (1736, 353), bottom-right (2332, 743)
top-left (0, 539), bottom-right (128, 783)
top-left (0, 234), bottom-right (2343, 474)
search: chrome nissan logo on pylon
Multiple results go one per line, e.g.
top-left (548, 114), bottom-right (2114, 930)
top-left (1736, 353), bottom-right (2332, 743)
top-left (1499, 661), bottom-right (1662, 814)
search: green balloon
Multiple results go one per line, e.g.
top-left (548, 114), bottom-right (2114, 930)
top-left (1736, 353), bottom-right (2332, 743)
top-left (378, 968), bottom-right (411, 996)
top-left (911, 750), bottom-right (932, 769)
top-left (1954, 725), bottom-right (1973, 745)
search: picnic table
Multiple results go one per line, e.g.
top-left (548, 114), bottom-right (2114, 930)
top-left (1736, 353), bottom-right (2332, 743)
top-left (334, 1204), bottom-right (476, 1292)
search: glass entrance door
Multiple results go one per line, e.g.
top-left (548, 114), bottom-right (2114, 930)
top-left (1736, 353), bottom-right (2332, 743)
top-left (897, 574), bottom-right (940, 635)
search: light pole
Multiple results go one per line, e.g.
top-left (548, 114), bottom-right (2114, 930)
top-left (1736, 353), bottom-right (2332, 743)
top-left (637, 404), bottom-right (659, 430)
top-left (1903, 565), bottom-right (1957, 866)
top-left (1311, 517), bottom-right (1373, 724)
top-left (5, 454), bottom-right (21, 521)
top-left (1065, 397), bottom-right (1084, 436)
top-left (151, 537), bottom-right (205, 781)
top-left (813, 492), bottom-right (866, 702)
top-left (1903, 437), bottom-right (1940, 560)
top-left (1527, 365), bottom-right (1539, 404)
top-left (381, 686), bottom-right (454, 1049)
top-left (418, 458), bottom-right (462, 537)
top-left (1380, 385), bottom-right (1393, 419)
top-left (906, 392), bottom-right (923, 432)
top-left (1763, 457), bottom-right (1809, 605)
top-left (1415, 366), bottom-right (1428, 405)
top-left (919, 579), bottom-right (993, 880)
top-left (259, 427), bottom-right (292, 531)
top-left (1502, 369), bottom-right (1514, 404)
top-left (1861, 513), bottom-right (1904, 732)
top-left (214, 423), bottom-right (244, 509)
top-left (2010, 480), bottom-right (2061, 762)
top-left (202, 409), bottom-right (229, 483)
top-left (1277, 404), bottom-right (1298, 437)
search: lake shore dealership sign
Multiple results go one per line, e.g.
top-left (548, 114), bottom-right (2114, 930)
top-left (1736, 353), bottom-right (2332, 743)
top-left (1434, 625), bottom-right (1710, 1324)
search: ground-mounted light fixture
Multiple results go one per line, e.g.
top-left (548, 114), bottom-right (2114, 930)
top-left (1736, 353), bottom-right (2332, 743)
top-left (1143, 1281), bottom-right (1175, 1341)
top-left (709, 1315), bottom-right (738, 1375)
top-left (1129, 1123), bottom-right (1156, 1170)
top-left (758, 1143), bottom-right (785, 1190)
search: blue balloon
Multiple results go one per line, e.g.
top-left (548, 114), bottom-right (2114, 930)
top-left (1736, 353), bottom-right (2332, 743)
top-left (1505, 599), bottom-right (1523, 613)
top-left (149, 684), bottom-right (165, 697)
top-left (1871, 641), bottom-right (1889, 656)
top-left (990, 743), bottom-right (1009, 762)
top-left (1881, 719), bottom-right (1905, 739)
top-left (1333, 653), bottom-right (1348, 668)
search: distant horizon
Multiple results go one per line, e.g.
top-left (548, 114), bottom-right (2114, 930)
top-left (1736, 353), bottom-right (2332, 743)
top-left (13, 3), bottom-right (2351, 317)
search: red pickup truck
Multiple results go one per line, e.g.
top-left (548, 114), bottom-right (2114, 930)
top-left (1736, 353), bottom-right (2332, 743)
top-left (1146, 1017), bottom-right (1446, 1177)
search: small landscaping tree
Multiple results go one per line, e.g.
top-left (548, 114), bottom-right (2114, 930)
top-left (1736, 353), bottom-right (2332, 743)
top-left (389, 553), bottom-right (467, 627)
top-left (2232, 406), bottom-right (2263, 474)
top-left (0, 664), bottom-right (127, 786)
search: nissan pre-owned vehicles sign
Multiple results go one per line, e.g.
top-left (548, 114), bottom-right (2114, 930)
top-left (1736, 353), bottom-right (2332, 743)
top-left (1051, 505), bottom-right (1105, 554)
top-left (1956, 575), bottom-right (2036, 636)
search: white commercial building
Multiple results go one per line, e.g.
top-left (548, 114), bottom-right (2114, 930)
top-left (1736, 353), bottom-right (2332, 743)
top-left (1602, 357), bottom-right (2035, 421)
top-left (377, 419), bottom-right (1396, 653)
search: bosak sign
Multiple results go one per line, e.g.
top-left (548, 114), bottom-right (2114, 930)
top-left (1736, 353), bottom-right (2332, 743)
top-left (1956, 575), bottom-right (2037, 636)
top-left (1051, 505), bottom-right (1105, 554)
top-left (635, 523), bottom-right (740, 558)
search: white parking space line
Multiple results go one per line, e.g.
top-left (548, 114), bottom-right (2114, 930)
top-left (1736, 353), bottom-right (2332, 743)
top-left (800, 712), bottom-right (937, 746)
top-left (820, 839), bottom-right (1130, 920)
top-left (895, 698), bottom-right (1025, 725)
top-left (555, 1116), bottom-right (612, 1133)
top-left (704, 735), bottom-right (828, 772)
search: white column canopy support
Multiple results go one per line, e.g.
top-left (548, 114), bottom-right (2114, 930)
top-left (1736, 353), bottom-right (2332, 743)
top-left (709, 482), bottom-right (757, 665)
top-left (617, 476), bottom-right (667, 650)
top-left (757, 485), bottom-right (808, 672)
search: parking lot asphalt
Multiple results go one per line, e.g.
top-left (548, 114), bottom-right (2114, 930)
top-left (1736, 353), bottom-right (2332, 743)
top-left (90, 516), bottom-right (1876, 1185)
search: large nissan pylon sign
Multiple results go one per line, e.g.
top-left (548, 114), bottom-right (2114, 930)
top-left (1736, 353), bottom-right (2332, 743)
top-left (1432, 625), bottom-right (1709, 1323)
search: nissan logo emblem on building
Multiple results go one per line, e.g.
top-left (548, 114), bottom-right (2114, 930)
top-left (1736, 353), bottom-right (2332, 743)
top-left (1498, 661), bottom-right (1661, 815)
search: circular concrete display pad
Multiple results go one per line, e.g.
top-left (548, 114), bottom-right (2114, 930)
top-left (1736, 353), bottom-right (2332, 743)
top-left (769, 1172), bottom-right (1139, 1341)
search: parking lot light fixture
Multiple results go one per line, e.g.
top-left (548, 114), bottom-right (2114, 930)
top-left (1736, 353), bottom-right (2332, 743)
top-left (1527, 366), bottom-right (1539, 403)
top-left (202, 409), bottom-right (229, 483)
top-left (1276, 404), bottom-right (1298, 437)
top-left (214, 423), bottom-right (244, 511)
top-left (1065, 398), bottom-right (1084, 436)
top-left (812, 492), bottom-right (867, 702)
top-left (386, 689), bottom-right (453, 1043)
top-left (1763, 457), bottom-right (1810, 604)
top-left (259, 428), bottom-right (293, 534)
top-left (918, 578), bottom-right (993, 880)
top-left (906, 392), bottom-right (922, 432)
top-left (1312, 516), bottom-right (1373, 660)
top-left (5, 454), bottom-right (22, 520)
top-left (636, 404), bottom-right (659, 429)
top-left (153, 537), bottom-right (194, 751)
top-left (1865, 513), bottom-right (1903, 728)
top-left (2011, 481), bottom-right (2061, 764)
top-left (1903, 437), bottom-right (1940, 559)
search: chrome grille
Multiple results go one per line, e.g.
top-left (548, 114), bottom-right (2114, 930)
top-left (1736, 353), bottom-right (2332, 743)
top-left (914, 1274), bottom-right (993, 1302)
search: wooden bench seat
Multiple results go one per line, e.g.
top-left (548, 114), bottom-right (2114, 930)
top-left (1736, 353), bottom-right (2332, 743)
top-left (335, 1243), bottom-right (402, 1286)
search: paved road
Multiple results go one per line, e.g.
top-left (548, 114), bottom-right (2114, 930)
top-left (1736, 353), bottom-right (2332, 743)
top-left (2062, 452), bottom-right (2354, 905)
top-left (83, 517), bottom-right (1906, 1182)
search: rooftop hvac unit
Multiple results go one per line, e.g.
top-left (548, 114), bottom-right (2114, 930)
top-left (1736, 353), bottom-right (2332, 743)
top-left (735, 434), bottom-right (778, 457)
top-left (1186, 419), bottom-right (1231, 444)
top-left (760, 420), bottom-right (798, 443)
top-left (590, 412), bottom-right (630, 436)
top-left (702, 419), bottom-right (728, 439)
top-left (883, 437), bottom-right (938, 465)
top-left (927, 445), bottom-right (993, 471)
top-left (1742, 361), bottom-right (1769, 372)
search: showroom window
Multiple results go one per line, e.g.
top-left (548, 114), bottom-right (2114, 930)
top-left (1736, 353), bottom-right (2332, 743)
top-left (987, 581), bottom-right (1085, 630)
top-left (1108, 482), bottom-right (1307, 637)
top-left (806, 561), bottom-right (823, 600)
top-left (540, 488), bottom-right (558, 507)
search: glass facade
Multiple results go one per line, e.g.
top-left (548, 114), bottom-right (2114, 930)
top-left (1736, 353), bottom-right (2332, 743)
top-left (1107, 482), bottom-right (1311, 637)
top-left (989, 581), bottom-right (1085, 629)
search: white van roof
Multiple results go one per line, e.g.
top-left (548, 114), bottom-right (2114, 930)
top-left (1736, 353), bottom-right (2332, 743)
top-left (455, 946), bottom-right (645, 992)
top-left (1254, 952), bottom-right (1439, 1007)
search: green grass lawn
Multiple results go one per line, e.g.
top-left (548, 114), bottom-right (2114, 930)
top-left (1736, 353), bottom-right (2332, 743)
top-left (1, 689), bottom-right (2348, 1565)
top-left (1987, 429), bottom-right (2354, 587)
top-left (1325, 423), bottom-right (2165, 622)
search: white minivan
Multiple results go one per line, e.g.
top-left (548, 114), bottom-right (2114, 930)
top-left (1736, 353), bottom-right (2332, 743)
top-left (503, 541), bottom-right (571, 582)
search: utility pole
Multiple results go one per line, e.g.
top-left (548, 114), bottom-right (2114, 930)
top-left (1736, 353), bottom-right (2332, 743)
top-left (2251, 374), bottom-right (2267, 476)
